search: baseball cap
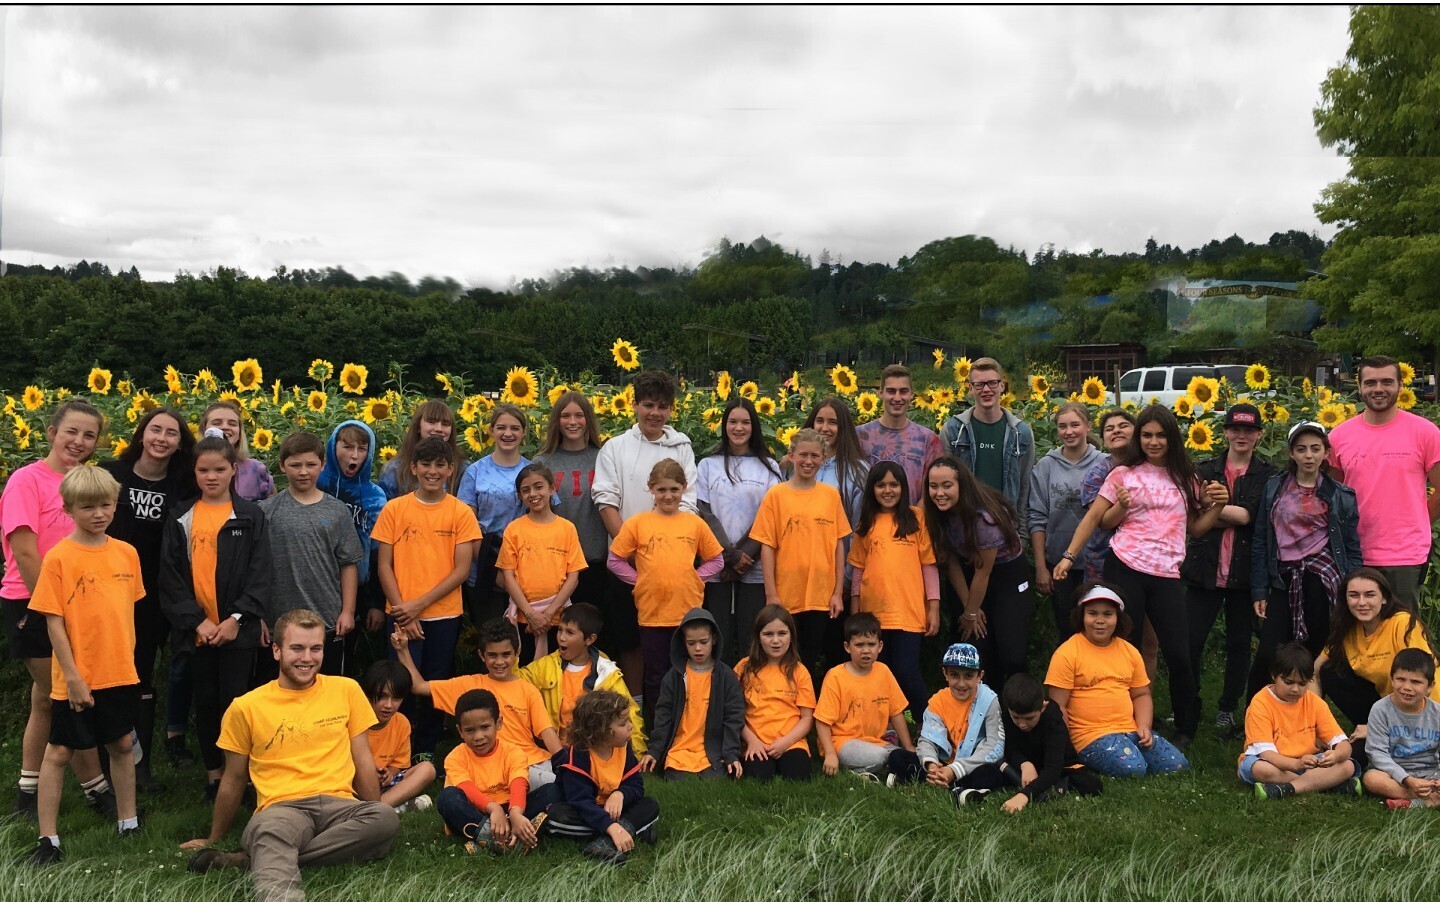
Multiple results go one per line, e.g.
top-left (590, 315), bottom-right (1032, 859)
top-left (1287, 420), bottom-right (1327, 442)
top-left (941, 643), bottom-right (981, 670)
top-left (1076, 584), bottom-right (1125, 611)
top-left (1223, 403), bottom-right (1262, 429)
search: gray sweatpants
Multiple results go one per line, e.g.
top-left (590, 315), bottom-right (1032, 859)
top-left (838, 741), bottom-right (898, 777)
top-left (241, 794), bottom-right (400, 902)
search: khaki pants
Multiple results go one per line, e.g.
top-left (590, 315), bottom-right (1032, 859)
top-left (241, 794), bottom-right (400, 902)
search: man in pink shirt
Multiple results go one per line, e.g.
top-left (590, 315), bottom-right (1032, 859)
top-left (1329, 355), bottom-right (1440, 606)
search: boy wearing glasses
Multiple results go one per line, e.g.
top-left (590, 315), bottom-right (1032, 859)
top-left (856, 364), bottom-right (943, 501)
top-left (940, 357), bottom-right (1035, 515)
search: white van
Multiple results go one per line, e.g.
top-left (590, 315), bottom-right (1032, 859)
top-left (1113, 364), bottom-right (1249, 408)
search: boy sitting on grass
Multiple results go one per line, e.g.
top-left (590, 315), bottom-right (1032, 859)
top-left (361, 660), bottom-right (437, 813)
top-left (1362, 648), bottom-right (1440, 809)
top-left (815, 612), bottom-right (918, 782)
top-left (907, 643), bottom-right (1005, 807)
top-left (640, 608), bottom-right (744, 780)
top-left (998, 673), bottom-right (1101, 814)
top-left (1242, 642), bottom-right (1358, 800)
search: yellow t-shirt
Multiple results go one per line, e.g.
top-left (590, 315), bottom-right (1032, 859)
top-left (1044, 633), bottom-right (1149, 753)
top-left (1342, 612), bottom-right (1440, 701)
top-left (926, 687), bottom-right (975, 756)
top-left (190, 501), bottom-right (232, 629)
top-left (560, 662), bottom-right (592, 733)
top-left (665, 667), bottom-right (712, 773)
top-left (366, 712), bottom-right (411, 772)
top-left (497, 516), bottom-right (587, 624)
top-left (847, 507), bottom-right (935, 632)
top-left (736, 657), bottom-right (815, 754)
top-left (370, 494), bottom-right (482, 621)
top-left (813, 662), bottom-right (907, 750)
top-left (443, 740), bottom-right (528, 807)
top-left (217, 674), bottom-right (377, 811)
top-left (430, 674), bottom-right (554, 766)
top-left (29, 537), bottom-right (144, 701)
top-left (611, 511), bottom-right (724, 628)
top-left (1240, 686), bottom-right (1346, 764)
top-left (749, 482), bottom-right (852, 614)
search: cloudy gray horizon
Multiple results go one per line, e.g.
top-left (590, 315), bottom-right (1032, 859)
top-left (0, 6), bottom-right (1353, 287)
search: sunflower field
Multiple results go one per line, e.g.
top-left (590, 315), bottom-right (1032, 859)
top-left (0, 344), bottom-right (1431, 486)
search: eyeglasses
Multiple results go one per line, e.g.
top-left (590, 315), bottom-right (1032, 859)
top-left (968, 380), bottom-right (1002, 391)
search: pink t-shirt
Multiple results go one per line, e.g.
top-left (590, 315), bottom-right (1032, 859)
top-left (1098, 462), bottom-right (1190, 578)
top-left (0, 460), bottom-right (72, 600)
top-left (1330, 410), bottom-right (1440, 567)
top-left (1215, 459), bottom-right (1247, 588)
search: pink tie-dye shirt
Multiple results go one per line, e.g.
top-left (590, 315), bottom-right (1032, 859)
top-left (1098, 462), bottom-right (1192, 578)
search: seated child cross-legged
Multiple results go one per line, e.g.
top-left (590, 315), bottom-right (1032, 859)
top-left (999, 673), bottom-right (1103, 814)
top-left (361, 661), bottom-right (437, 813)
top-left (900, 643), bottom-right (1005, 807)
top-left (436, 689), bottom-right (556, 853)
top-left (1364, 648), bottom-right (1440, 809)
top-left (1242, 642), bottom-right (1357, 800)
top-left (1045, 583), bottom-right (1189, 778)
top-left (736, 605), bottom-right (816, 782)
top-left (547, 689), bottom-right (660, 865)
top-left (815, 612), bottom-right (920, 782)
top-left (641, 608), bottom-right (744, 781)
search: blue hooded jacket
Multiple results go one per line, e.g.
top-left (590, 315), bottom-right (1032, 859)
top-left (318, 419), bottom-right (388, 584)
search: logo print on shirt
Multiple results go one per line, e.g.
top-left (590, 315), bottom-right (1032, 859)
top-left (263, 719), bottom-right (311, 751)
top-left (129, 487), bottom-right (166, 521)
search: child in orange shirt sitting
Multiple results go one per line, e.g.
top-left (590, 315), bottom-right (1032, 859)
top-left (906, 643), bottom-right (1005, 806)
top-left (815, 612), bottom-right (918, 782)
top-left (436, 689), bottom-right (554, 853)
top-left (641, 608), bottom-right (744, 780)
top-left (736, 605), bottom-right (815, 782)
top-left (393, 618), bottom-right (562, 787)
top-left (498, 463), bottom-right (586, 663)
top-left (1242, 642), bottom-right (1357, 800)
top-left (360, 661), bottom-right (436, 813)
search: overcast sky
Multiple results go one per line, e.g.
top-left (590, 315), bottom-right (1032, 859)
top-left (1, 6), bottom-right (1354, 287)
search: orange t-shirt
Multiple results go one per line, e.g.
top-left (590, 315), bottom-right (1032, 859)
top-left (430, 674), bottom-right (553, 766)
top-left (591, 745), bottom-right (628, 804)
top-left (813, 662), bottom-right (907, 750)
top-left (1044, 633), bottom-right (1149, 752)
top-left (665, 666), bottom-right (712, 773)
top-left (749, 483), bottom-right (852, 614)
top-left (497, 515), bottom-right (586, 624)
top-left (443, 740), bottom-right (528, 806)
top-left (926, 687), bottom-right (975, 755)
top-left (736, 657), bottom-right (815, 754)
top-left (189, 501), bottom-right (232, 629)
top-left (847, 507), bottom-right (935, 632)
top-left (1240, 687), bottom-right (1346, 765)
top-left (367, 712), bottom-right (411, 771)
top-left (29, 537), bottom-right (144, 701)
top-left (611, 511), bottom-right (724, 628)
top-left (370, 494), bottom-right (482, 621)
top-left (559, 662), bottom-right (592, 733)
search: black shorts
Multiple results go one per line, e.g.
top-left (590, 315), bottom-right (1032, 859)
top-left (601, 573), bottom-right (640, 654)
top-left (49, 685), bottom-right (140, 750)
top-left (3, 598), bottom-right (53, 659)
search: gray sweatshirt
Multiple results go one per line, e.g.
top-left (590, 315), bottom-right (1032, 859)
top-left (1027, 446), bottom-right (1103, 566)
top-left (1367, 695), bottom-right (1440, 783)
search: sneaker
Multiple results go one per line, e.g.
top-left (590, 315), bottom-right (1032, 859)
top-left (409, 794), bottom-right (433, 812)
top-left (885, 773), bottom-right (898, 789)
top-left (581, 834), bottom-right (627, 866)
top-left (86, 788), bottom-right (118, 819)
top-left (11, 789), bottom-right (38, 824)
top-left (27, 838), bottom-right (61, 867)
top-left (1214, 710), bottom-right (1236, 730)
top-left (134, 763), bottom-right (167, 795)
top-left (1254, 782), bottom-right (1295, 801)
top-left (187, 848), bottom-right (250, 873)
top-left (1329, 777), bottom-right (1362, 797)
top-left (119, 824), bottom-right (142, 839)
top-left (952, 788), bottom-right (990, 808)
top-left (851, 770), bottom-right (880, 784)
top-left (165, 735), bottom-right (196, 770)
top-left (1385, 798), bottom-right (1418, 811)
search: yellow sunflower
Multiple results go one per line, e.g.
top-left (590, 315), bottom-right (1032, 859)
top-left (456, 396), bottom-right (477, 423)
top-left (953, 357), bottom-right (973, 385)
top-left (1301, 377), bottom-right (1314, 396)
top-left (23, 386), bottom-right (44, 411)
top-left (110, 438), bottom-right (129, 459)
top-left (1081, 377), bottom-right (1107, 405)
top-left (378, 446), bottom-right (398, 465)
top-left (610, 392), bottom-right (632, 417)
top-left (1185, 421), bottom-right (1215, 452)
top-left (1317, 403), bottom-right (1349, 429)
top-left (116, 379), bottom-right (132, 398)
top-left (269, 380), bottom-right (282, 405)
top-left (1260, 401), bottom-right (1290, 423)
top-left (251, 428), bottom-right (275, 452)
top-left (1398, 387), bottom-right (1417, 410)
top-left (787, 371), bottom-right (803, 395)
top-left (132, 391), bottom-right (159, 415)
top-left (464, 425), bottom-right (491, 453)
top-left (309, 359), bottom-right (334, 382)
top-left (1317, 386), bottom-right (1334, 405)
top-left (232, 359), bottom-right (263, 393)
top-left (611, 338), bottom-right (641, 372)
top-left (13, 416), bottom-right (32, 450)
top-left (436, 373), bottom-right (454, 396)
top-left (1186, 376), bottom-right (1220, 408)
top-left (715, 371), bottom-right (732, 401)
top-left (2, 396), bottom-right (13, 416)
top-left (778, 425), bottom-right (799, 448)
top-left (194, 368), bottom-right (218, 394)
top-left (217, 390), bottom-right (241, 407)
top-left (307, 391), bottom-right (327, 413)
top-left (87, 367), bottom-right (112, 395)
top-left (935, 387), bottom-right (956, 406)
top-left (55, 388), bottom-right (71, 401)
top-left (1173, 395), bottom-right (1194, 418)
top-left (164, 365), bottom-right (185, 395)
top-left (1000, 392), bottom-right (1017, 409)
top-left (702, 407), bottom-right (723, 433)
top-left (281, 402), bottom-right (295, 416)
top-left (754, 397), bottom-right (775, 417)
top-left (855, 392), bottom-right (880, 420)
top-left (502, 366), bottom-right (539, 407)
top-left (1400, 361), bottom-right (1416, 384)
top-left (932, 348), bottom-right (946, 369)
top-left (339, 363), bottom-right (368, 395)
top-left (1029, 374), bottom-right (1049, 399)
top-left (362, 397), bottom-right (393, 424)
top-left (738, 381), bottom-right (759, 402)
top-left (830, 364), bottom-right (858, 396)
top-left (1245, 364), bottom-right (1271, 391)
top-left (547, 384), bottom-right (570, 407)
top-left (590, 394), bottom-right (610, 417)
top-left (913, 393), bottom-right (934, 413)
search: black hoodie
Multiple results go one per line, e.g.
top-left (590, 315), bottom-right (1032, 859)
top-left (647, 607), bottom-right (745, 771)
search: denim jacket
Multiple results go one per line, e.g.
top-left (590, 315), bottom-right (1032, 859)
top-left (941, 408), bottom-right (1035, 516)
top-left (1249, 472), bottom-right (1362, 598)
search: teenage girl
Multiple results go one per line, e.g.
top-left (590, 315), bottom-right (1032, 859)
top-left (803, 398), bottom-right (869, 530)
top-left (848, 461), bottom-right (939, 720)
top-left (380, 399), bottom-right (466, 499)
top-left (608, 459), bottom-right (724, 724)
top-left (1028, 401), bottom-right (1102, 641)
top-left (158, 434), bottom-right (272, 800)
top-left (498, 462), bottom-right (587, 662)
top-left (1053, 405), bottom-right (1228, 749)
top-left (735, 605), bottom-right (815, 782)
top-left (696, 398), bottom-right (783, 665)
top-left (458, 404), bottom-right (533, 624)
top-left (1, 400), bottom-right (113, 820)
top-left (102, 407), bottom-right (197, 792)
top-left (534, 391), bottom-right (608, 613)
top-left (199, 401), bottom-right (272, 502)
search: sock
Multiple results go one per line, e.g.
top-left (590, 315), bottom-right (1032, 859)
top-left (81, 775), bottom-right (112, 798)
top-left (117, 817), bottom-right (139, 832)
top-left (42, 835), bottom-right (59, 849)
top-left (18, 771), bottom-right (39, 794)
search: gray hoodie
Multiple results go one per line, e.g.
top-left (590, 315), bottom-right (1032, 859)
top-left (646, 608), bottom-right (745, 771)
top-left (1027, 445), bottom-right (1103, 567)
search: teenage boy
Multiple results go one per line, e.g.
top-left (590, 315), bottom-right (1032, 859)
top-left (941, 357), bottom-right (1035, 514)
top-left (259, 432), bottom-right (364, 680)
top-left (1363, 648), bottom-right (1440, 809)
top-left (592, 369), bottom-right (697, 707)
top-left (27, 467), bottom-right (143, 865)
top-left (998, 673), bottom-right (1101, 814)
top-left (909, 643), bottom-right (1005, 806)
top-left (317, 420), bottom-right (389, 635)
top-left (1180, 403), bottom-right (1276, 734)
top-left (856, 364), bottom-right (943, 501)
top-left (815, 613), bottom-right (918, 781)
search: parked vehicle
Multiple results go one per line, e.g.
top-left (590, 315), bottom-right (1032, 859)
top-left (1113, 364), bottom-right (1249, 408)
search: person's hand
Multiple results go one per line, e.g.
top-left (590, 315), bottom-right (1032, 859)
top-left (1052, 559), bottom-right (1073, 583)
top-left (509, 808), bottom-right (538, 849)
top-left (1253, 599), bottom-right (1267, 620)
top-left (211, 617), bottom-right (240, 646)
top-left (1299, 753), bottom-right (1322, 769)
top-left (1002, 793), bottom-right (1030, 814)
top-left (603, 791), bottom-right (625, 820)
top-left (1114, 486), bottom-right (1132, 510)
top-left (744, 735), bottom-right (769, 761)
top-left (1035, 565), bottom-right (1052, 595)
top-left (829, 592), bottom-right (844, 618)
top-left (401, 620), bottom-right (425, 641)
top-left (1204, 480), bottom-right (1230, 506)
top-left (924, 604), bottom-right (941, 638)
top-left (520, 605), bottom-right (546, 635)
top-left (259, 620), bottom-right (271, 647)
top-left (489, 806), bottom-right (510, 846)
top-left (960, 610), bottom-right (987, 640)
top-left (1135, 727), bottom-right (1153, 749)
top-left (335, 610), bottom-right (355, 638)
top-left (823, 753), bottom-right (839, 777)
top-left (393, 599), bottom-right (427, 627)
top-left (389, 629), bottom-right (409, 653)
top-left (195, 618), bottom-right (220, 644)
top-left (638, 754), bottom-right (657, 773)
top-left (765, 593), bottom-right (782, 609)
top-left (727, 760), bottom-right (743, 779)
top-left (179, 838), bottom-right (210, 851)
top-left (925, 764), bottom-right (955, 787)
top-left (606, 822), bottom-right (635, 853)
top-left (1019, 762), bottom-right (1038, 788)
top-left (365, 608), bottom-right (386, 632)
top-left (764, 739), bottom-right (788, 760)
top-left (734, 552), bottom-right (754, 575)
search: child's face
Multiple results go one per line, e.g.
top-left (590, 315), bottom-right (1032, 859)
top-left (1270, 670), bottom-right (1309, 704)
top-left (558, 403), bottom-right (589, 444)
top-left (650, 477), bottom-right (685, 514)
top-left (50, 413), bottom-right (102, 467)
top-left (1008, 702), bottom-right (1045, 732)
top-left (518, 473), bottom-right (553, 514)
top-left (140, 415), bottom-right (184, 463)
top-left (791, 441), bottom-right (824, 480)
top-left (204, 410), bottom-right (242, 446)
top-left (410, 457), bottom-right (454, 493)
top-left (872, 472), bottom-right (903, 511)
top-left (810, 406), bottom-right (839, 445)
top-left (281, 451), bottom-right (323, 494)
top-left (458, 708), bottom-right (499, 755)
top-left (479, 640), bottom-right (518, 678)
top-left (1081, 602), bottom-right (1119, 644)
top-left (492, 414), bottom-right (524, 453)
top-left (758, 619), bottom-right (791, 661)
top-left (684, 625), bottom-right (715, 666)
top-left (555, 620), bottom-right (593, 663)
top-left (1139, 422), bottom-right (1169, 464)
top-left (927, 466), bottom-right (960, 512)
top-left (371, 688), bottom-right (402, 725)
top-left (943, 667), bottom-right (982, 702)
top-left (845, 633), bottom-right (882, 668)
top-left (1101, 417), bottom-right (1134, 451)
top-left (195, 451), bottom-right (236, 499)
top-left (1391, 669), bottom-right (1432, 709)
top-left (724, 409), bottom-right (753, 452)
top-left (336, 438), bottom-right (368, 477)
top-left (607, 715), bottom-right (632, 749)
top-left (1056, 412), bottom-right (1088, 449)
top-left (636, 397), bottom-right (672, 437)
top-left (1289, 436), bottom-right (1326, 476)
top-left (419, 418), bottom-right (453, 441)
top-left (68, 498), bottom-right (117, 536)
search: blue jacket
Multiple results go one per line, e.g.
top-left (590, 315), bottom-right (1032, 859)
top-left (1250, 472), bottom-right (1362, 598)
top-left (917, 683), bottom-right (1005, 779)
top-left (552, 744), bottom-right (646, 834)
top-left (941, 408), bottom-right (1035, 516)
top-left (317, 420), bottom-right (387, 585)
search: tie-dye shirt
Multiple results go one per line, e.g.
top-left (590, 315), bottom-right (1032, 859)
top-left (1098, 462), bottom-right (1193, 579)
top-left (856, 420), bottom-right (943, 502)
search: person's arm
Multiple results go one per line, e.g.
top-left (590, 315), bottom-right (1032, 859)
top-left (1250, 485), bottom-right (1274, 618)
top-left (388, 632), bottom-right (432, 696)
top-left (351, 733), bottom-right (381, 802)
top-left (1187, 481), bottom-right (1230, 537)
top-left (538, 726), bottom-right (563, 755)
top-left (760, 543), bottom-right (781, 608)
top-left (500, 568), bottom-right (537, 623)
top-left (829, 540), bottom-right (845, 617)
top-left (721, 673), bottom-right (746, 775)
top-left (376, 542), bottom-right (401, 618)
top-left (1030, 529), bottom-right (1051, 594)
top-left (5, 528), bottom-right (42, 594)
top-left (45, 614), bottom-right (92, 710)
top-left (1048, 687), bottom-right (1072, 726)
top-left (232, 509), bottom-right (273, 622)
top-left (1016, 424), bottom-right (1035, 525)
top-left (1130, 685), bottom-right (1154, 747)
top-left (960, 547), bottom-right (998, 638)
top-left (1427, 461), bottom-right (1440, 523)
top-left (695, 553), bottom-right (726, 583)
top-left (945, 557), bottom-right (970, 608)
top-left (889, 712), bottom-right (914, 752)
top-left (591, 445), bottom-right (623, 537)
top-left (768, 708), bottom-right (814, 760)
top-left (849, 566), bottom-right (865, 614)
top-left (1017, 713), bottom-right (1069, 800)
top-left (606, 550), bottom-right (638, 586)
top-left (816, 721), bottom-right (840, 776)
top-left (1097, 494), bottom-right (1127, 530)
top-left (643, 676), bottom-right (677, 770)
top-left (337, 563), bottom-right (358, 637)
top-left (158, 519), bottom-right (210, 636)
top-left (1052, 499), bottom-right (1112, 581)
top-left (922, 564), bottom-right (941, 637)
top-left (182, 751), bottom-right (250, 847)
top-left (952, 700), bottom-right (1006, 777)
top-left (557, 758), bottom-right (617, 834)
top-left (395, 540), bottom-right (474, 626)
top-left (696, 499), bottom-right (736, 556)
top-left (552, 570), bottom-right (580, 607)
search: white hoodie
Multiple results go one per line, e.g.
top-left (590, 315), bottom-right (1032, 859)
top-left (591, 424), bottom-right (698, 524)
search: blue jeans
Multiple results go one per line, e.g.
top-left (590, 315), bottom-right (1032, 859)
top-left (436, 783), bottom-right (557, 836)
top-left (391, 615), bottom-right (462, 760)
top-left (1077, 732), bottom-right (1189, 778)
top-left (880, 630), bottom-right (927, 722)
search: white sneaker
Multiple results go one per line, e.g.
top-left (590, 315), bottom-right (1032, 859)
top-left (410, 794), bottom-right (433, 812)
top-left (885, 773), bottom-right (898, 789)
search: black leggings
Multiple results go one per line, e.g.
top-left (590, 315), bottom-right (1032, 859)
top-left (1186, 584), bottom-right (1254, 716)
top-left (744, 748), bottom-right (812, 782)
top-left (132, 595), bottom-right (169, 762)
top-left (1246, 570), bottom-right (1330, 701)
top-left (794, 611), bottom-right (832, 690)
top-left (952, 556), bottom-right (1034, 692)
top-left (191, 644), bottom-right (254, 772)
top-left (1103, 555), bottom-right (1197, 737)
top-left (704, 581), bottom-right (767, 667)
